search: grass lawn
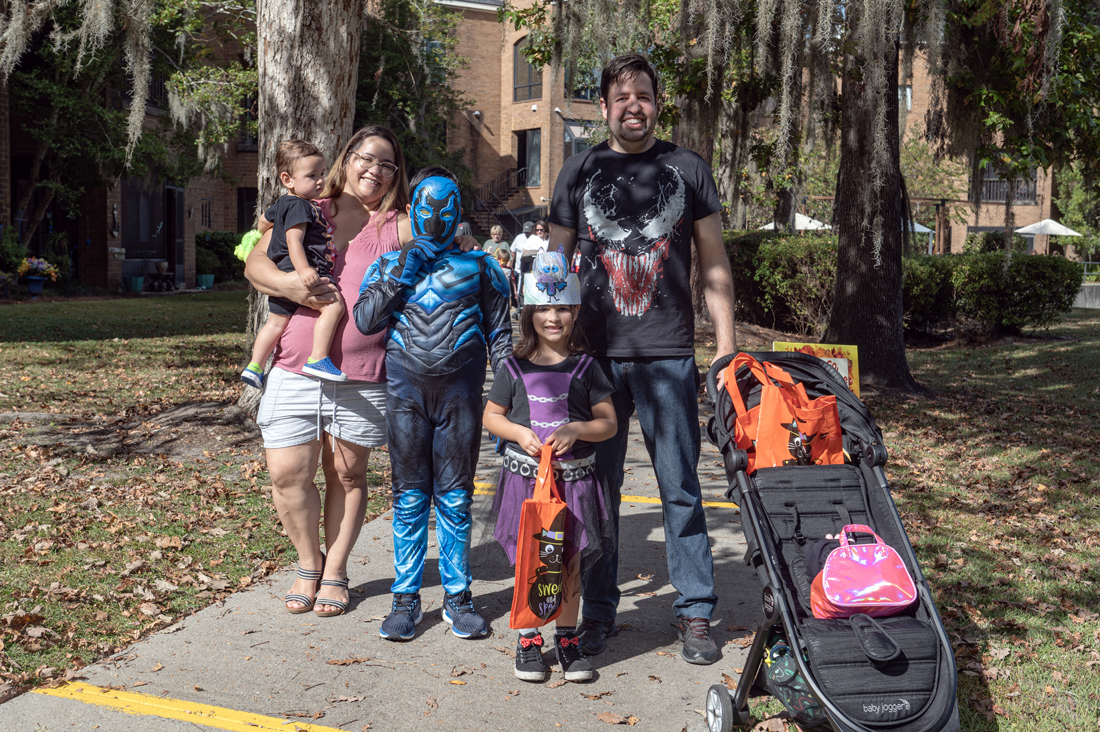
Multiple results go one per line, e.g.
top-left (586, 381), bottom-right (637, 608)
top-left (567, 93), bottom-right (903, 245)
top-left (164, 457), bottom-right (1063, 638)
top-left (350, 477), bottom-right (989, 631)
top-left (0, 292), bottom-right (391, 688)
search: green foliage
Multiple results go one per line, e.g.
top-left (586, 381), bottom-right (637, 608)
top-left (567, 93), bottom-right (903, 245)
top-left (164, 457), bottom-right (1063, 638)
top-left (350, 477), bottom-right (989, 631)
top-left (0, 224), bottom-right (28, 273)
top-left (194, 246), bottom-right (221, 278)
top-left (357, 0), bottom-right (472, 195)
top-left (951, 252), bottom-right (1084, 335)
top-left (195, 232), bottom-right (243, 281)
top-left (1053, 161), bottom-right (1100, 259)
top-left (964, 231), bottom-right (1028, 254)
top-left (902, 255), bottom-right (956, 328)
top-left (724, 231), bottom-right (837, 336)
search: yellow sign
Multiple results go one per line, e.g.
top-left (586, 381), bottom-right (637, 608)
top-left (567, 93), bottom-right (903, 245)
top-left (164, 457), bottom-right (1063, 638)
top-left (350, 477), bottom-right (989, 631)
top-left (772, 342), bottom-right (860, 397)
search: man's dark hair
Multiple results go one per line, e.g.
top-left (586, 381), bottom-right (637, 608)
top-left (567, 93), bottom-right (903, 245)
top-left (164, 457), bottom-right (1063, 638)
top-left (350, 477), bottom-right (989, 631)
top-left (599, 53), bottom-right (659, 103)
top-left (409, 166), bottom-right (458, 189)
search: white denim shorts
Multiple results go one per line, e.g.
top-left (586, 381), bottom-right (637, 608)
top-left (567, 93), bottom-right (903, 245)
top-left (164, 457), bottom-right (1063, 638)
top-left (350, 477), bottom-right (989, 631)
top-left (256, 367), bottom-right (388, 449)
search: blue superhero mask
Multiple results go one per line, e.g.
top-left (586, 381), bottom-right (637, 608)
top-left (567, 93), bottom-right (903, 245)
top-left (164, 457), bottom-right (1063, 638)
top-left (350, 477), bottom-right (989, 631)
top-left (410, 176), bottom-right (462, 251)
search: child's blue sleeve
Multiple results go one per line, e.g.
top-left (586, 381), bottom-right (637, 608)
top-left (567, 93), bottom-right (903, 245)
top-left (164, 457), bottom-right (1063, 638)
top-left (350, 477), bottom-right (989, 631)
top-left (353, 254), bottom-right (406, 336)
top-left (480, 255), bottom-right (513, 374)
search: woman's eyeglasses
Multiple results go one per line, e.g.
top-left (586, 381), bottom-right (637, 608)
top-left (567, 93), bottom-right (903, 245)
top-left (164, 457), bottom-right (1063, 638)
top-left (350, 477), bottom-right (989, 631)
top-left (534, 227), bottom-right (547, 234)
top-left (349, 151), bottom-right (398, 178)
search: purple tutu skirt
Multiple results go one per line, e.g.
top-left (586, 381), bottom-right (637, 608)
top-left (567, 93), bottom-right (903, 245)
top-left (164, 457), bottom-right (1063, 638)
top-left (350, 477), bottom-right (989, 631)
top-left (492, 460), bottom-right (614, 572)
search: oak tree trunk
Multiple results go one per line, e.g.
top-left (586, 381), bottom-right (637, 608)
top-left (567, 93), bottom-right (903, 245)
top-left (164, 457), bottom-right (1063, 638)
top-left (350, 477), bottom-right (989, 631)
top-left (239, 0), bottom-right (366, 416)
top-left (823, 42), bottom-right (919, 391)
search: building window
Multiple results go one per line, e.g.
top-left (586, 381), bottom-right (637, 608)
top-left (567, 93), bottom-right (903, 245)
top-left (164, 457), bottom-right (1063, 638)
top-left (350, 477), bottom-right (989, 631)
top-left (564, 67), bottom-right (599, 101)
top-left (513, 37), bottom-right (542, 102)
top-left (237, 188), bottom-right (258, 233)
top-left (201, 199), bottom-right (212, 228)
top-left (516, 129), bottom-right (541, 187)
top-left (899, 85), bottom-right (912, 111)
top-left (968, 163), bottom-right (1037, 204)
top-left (563, 119), bottom-right (592, 162)
top-left (238, 96), bottom-right (258, 150)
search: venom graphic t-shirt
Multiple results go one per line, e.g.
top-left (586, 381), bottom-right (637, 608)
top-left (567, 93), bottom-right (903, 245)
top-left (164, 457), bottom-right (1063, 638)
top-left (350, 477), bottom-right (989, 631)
top-left (549, 140), bottom-right (721, 358)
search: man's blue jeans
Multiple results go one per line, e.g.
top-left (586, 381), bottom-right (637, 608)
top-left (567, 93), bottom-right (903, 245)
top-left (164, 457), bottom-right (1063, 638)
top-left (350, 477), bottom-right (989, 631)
top-left (582, 356), bottom-right (717, 622)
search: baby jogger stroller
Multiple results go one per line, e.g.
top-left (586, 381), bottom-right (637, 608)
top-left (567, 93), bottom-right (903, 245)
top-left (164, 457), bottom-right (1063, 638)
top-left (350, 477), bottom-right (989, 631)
top-left (702, 352), bottom-right (959, 732)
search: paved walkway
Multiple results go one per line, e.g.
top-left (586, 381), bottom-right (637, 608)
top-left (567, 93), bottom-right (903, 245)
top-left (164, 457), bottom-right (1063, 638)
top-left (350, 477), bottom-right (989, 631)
top-left (1, 376), bottom-right (755, 732)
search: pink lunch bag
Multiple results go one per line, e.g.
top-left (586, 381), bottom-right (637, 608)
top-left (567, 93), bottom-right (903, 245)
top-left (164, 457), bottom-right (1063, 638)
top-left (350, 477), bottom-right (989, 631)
top-left (810, 524), bottom-right (917, 620)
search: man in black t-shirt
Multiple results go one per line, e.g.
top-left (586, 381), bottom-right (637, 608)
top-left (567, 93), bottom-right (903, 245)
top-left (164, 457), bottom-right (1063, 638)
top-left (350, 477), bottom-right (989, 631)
top-left (548, 53), bottom-right (736, 666)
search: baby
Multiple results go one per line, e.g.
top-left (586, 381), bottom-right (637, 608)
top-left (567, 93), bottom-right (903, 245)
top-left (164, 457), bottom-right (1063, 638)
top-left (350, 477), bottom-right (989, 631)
top-left (241, 140), bottom-right (346, 387)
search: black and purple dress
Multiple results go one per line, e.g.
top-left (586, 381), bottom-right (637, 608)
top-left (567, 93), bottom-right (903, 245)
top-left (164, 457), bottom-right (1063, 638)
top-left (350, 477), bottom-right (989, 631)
top-left (488, 353), bottom-right (615, 570)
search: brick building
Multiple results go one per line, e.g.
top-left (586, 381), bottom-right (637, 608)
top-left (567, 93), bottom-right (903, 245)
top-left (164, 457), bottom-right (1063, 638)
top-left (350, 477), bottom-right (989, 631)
top-left (442, 0), bottom-right (603, 236)
top-left (902, 55), bottom-right (1062, 255)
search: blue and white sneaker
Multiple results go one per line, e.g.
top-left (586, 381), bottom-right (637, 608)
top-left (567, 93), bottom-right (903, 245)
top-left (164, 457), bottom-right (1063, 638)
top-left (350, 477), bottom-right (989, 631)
top-left (302, 357), bottom-right (348, 382)
top-left (240, 366), bottom-right (264, 389)
top-left (442, 590), bottom-right (488, 639)
top-left (379, 593), bottom-right (423, 641)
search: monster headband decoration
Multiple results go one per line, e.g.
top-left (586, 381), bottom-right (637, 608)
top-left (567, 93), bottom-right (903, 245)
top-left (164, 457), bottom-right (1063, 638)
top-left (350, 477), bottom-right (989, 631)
top-left (527, 513), bottom-right (566, 622)
top-left (410, 175), bottom-right (462, 252)
top-left (521, 245), bottom-right (581, 306)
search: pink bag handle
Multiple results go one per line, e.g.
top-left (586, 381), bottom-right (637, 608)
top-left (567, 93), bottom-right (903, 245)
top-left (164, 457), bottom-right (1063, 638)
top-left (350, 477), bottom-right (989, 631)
top-left (837, 524), bottom-right (883, 547)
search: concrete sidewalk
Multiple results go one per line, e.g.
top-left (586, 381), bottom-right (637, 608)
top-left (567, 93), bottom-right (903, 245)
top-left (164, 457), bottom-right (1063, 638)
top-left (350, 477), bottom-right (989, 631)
top-left (0, 386), bottom-right (756, 732)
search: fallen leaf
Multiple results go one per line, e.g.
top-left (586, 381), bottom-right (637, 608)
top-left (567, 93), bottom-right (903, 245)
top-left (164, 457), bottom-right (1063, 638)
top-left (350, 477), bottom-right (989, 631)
top-left (648, 675), bottom-right (661, 683)
top-left (451, 665), bottom-right (476, 677)
top-left (752, 717), bottom-right (789, 731)
top-left (151, 663), bottom-right (163, 672)
top-left (547, 679), bottom-right (570, 689)
top-left (448, 680), bottom-right (466, 685)
top-left (131, 681), bottom-right (147, 688)
top-left (426, 698), bottom-right (438, 709)
top-left (330, 695), bottom-right (365, 703)
top-left (581, 691), bottom-right (612, 700)
top-left (328, 657), bottom-right (372, 666)
top-left (597, 712), bottom-right (628, 724)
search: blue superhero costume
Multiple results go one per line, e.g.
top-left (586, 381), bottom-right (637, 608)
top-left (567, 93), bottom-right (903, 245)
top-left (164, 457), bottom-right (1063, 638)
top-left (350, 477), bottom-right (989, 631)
top-left (353, 176), bottom-right (512, 597)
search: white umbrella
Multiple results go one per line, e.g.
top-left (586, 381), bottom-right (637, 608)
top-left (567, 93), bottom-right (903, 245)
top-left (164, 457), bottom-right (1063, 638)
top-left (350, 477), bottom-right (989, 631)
top-left (909, 221), bottom-right (934, 253)
top-left (1014, 219), bottom-right (1082, 236)
top-left (759, 213), bottom-right (832, 231)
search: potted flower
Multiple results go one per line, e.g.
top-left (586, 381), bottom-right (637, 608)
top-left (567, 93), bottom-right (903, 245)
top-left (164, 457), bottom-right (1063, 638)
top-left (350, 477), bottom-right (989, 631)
top-left (17, 257), bottom-right (59, 299)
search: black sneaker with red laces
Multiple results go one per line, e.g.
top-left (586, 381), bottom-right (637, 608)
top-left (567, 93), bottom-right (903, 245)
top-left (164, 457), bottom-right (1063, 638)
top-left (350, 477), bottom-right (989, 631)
top-left (677, 616), bottom-right (719, 665)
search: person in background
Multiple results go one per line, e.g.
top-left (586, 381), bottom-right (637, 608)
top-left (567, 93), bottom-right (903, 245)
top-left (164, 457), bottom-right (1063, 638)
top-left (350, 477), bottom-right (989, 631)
top-left (486, 225), bottom-right (509, 256)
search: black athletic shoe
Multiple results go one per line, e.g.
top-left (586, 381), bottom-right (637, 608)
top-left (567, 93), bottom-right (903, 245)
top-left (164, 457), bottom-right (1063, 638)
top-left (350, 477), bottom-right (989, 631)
top-left (379, 593), bottom-right (422, 641)
top-left (677, 616), bottom-right (719, 665)
top-left (578, 616), bottom-right (618, 656)
top-left (442, 590), bottom-right (488, 639)
top-left (556, 632), bottom-right (594, 681)
top-left (514, 633), bottom-right (547, 682)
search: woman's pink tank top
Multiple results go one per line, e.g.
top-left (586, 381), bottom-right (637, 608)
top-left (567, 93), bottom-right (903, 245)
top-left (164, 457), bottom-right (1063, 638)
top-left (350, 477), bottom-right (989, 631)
top-left (272, 202), bottom-right (401, 383)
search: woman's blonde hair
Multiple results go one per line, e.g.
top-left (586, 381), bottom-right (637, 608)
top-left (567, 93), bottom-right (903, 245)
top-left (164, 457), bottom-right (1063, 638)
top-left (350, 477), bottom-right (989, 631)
top-left (320, 125), bottom-right (409, 227)
top-left (490, 224), bottom-right (505, 237)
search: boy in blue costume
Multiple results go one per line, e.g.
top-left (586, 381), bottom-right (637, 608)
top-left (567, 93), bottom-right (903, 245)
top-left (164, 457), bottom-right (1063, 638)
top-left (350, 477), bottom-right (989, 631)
top-left (354, 168), bottom-right (512, 641)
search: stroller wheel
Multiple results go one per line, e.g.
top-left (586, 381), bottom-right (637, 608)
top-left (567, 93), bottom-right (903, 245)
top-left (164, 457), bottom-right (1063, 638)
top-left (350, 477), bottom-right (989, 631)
top-left (705, 684), bottom-right (735, 732)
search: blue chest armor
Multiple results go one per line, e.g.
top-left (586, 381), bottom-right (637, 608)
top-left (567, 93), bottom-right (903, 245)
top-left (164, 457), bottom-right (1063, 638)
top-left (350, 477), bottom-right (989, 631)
top-left (375, 250), bottom-right (508, 372)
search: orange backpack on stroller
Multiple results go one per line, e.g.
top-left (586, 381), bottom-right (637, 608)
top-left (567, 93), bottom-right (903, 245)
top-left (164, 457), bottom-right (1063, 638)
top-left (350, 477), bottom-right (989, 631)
top-left (722, 353), bottom-right (845, 472)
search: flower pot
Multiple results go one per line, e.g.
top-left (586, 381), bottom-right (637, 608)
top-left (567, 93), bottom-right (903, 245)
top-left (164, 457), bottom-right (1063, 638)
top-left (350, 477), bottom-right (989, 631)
top-left (125, 276), bottom-right (144, 293)
top-left (26, 275), bottom-right (46, 299)
top-left (197, 274), bottom-right (215, 290)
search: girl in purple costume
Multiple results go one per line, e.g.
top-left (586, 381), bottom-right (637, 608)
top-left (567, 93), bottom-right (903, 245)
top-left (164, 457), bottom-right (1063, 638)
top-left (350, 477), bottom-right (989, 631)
top-left (483, 254), bottom-right (617, 683)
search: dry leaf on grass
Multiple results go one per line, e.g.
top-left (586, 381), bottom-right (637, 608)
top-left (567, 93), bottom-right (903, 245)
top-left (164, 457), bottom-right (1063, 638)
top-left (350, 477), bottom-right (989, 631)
top-left (752, 717), bottom-right (789, 731)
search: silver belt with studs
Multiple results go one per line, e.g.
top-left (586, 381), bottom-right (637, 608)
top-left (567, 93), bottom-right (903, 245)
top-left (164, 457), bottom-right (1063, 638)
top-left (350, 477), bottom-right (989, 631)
top-left (502, 448), bottom-right (596, 482)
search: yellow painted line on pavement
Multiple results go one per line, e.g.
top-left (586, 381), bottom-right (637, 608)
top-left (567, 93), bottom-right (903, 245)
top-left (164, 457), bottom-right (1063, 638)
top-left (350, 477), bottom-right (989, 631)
top-left (473, 481), bottom-right (737, 509)
top-left (34, 683), bottom-right (344, 732)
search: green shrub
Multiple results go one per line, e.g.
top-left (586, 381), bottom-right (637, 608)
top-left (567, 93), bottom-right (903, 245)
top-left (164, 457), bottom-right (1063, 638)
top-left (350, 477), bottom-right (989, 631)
top-left (0, 224), bottom-right (27, 273)
top-left (195, 231), bottom-right (246, 281)
top-left (951, 252), bottom-right (1084, 335)
top-left (964, 231), bottom-right (1028, 254)
top-left (724, 230), bottom-right (837, 336)
top-left (902, 254), bottom-right (956, 329)
top-left (194, 246), bottom-right (220, 276)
